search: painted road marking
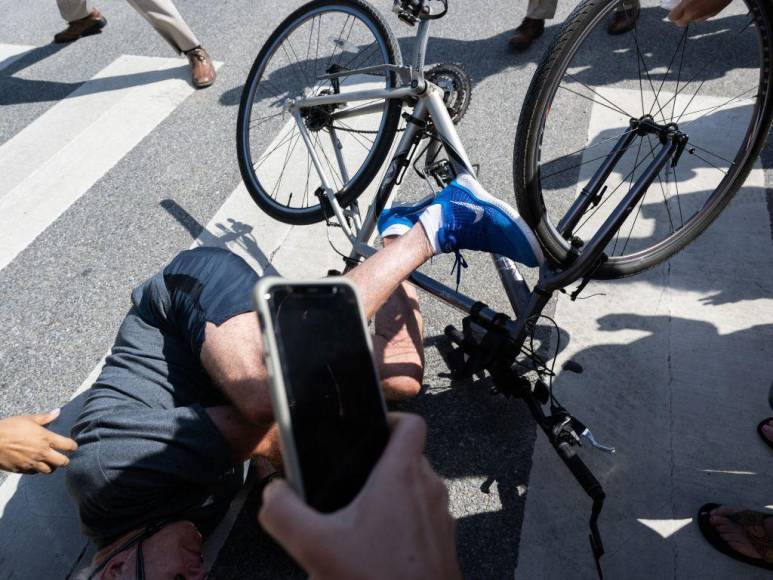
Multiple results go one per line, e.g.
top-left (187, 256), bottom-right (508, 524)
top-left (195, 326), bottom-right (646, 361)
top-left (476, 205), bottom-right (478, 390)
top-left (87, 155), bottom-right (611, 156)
top-left (0, 54), bottom-right (201, 273)
top-left (0, 43), bottom-right (35, 71)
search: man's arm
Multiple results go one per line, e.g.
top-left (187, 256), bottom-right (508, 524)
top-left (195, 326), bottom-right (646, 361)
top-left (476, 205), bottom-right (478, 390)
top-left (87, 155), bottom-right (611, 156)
top-left (668, 0), bottom-right (733, 27)
top-left (259, 413), bottom-right (462, 580)
top-left (0, 409), bottom-right (77, 474)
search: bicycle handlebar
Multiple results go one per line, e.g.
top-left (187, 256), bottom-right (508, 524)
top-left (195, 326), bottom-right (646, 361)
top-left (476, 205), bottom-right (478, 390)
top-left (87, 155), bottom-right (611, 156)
top-left (556, 442), bottom-right (605, 502)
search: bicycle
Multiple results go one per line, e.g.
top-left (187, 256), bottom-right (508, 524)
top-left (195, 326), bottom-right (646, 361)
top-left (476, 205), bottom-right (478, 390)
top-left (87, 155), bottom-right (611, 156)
top-left (236, 0), bottom-right (773, 573)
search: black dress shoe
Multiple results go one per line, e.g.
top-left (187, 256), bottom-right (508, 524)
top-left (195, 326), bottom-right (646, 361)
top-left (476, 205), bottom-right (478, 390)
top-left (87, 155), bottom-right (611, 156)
top-left (607, 6), bottom-right (640, 35)
top-left (508, 17), bottom-right (545, 51)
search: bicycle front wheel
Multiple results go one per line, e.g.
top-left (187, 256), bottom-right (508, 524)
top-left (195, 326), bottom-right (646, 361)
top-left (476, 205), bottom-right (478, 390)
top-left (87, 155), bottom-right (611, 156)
top-left (237, 0), bottom-right (403, 225)
top-left (514, 0), bottom-right (773, 279)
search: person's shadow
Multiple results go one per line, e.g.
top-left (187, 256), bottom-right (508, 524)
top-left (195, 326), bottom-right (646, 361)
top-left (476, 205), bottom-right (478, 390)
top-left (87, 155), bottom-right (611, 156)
top-left (0, 42), bottom-right (193, 106)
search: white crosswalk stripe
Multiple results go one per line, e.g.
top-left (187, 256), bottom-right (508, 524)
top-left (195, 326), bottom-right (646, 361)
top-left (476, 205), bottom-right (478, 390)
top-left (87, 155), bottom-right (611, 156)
top-left (0, 54), bottom-right (201, 273)
top-left (0, 43), bottom-right (35, 71)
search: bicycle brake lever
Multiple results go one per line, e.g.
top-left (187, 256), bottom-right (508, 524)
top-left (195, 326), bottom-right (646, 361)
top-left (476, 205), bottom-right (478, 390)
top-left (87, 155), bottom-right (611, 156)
top-left (581, 428), bottom-right (616, 454)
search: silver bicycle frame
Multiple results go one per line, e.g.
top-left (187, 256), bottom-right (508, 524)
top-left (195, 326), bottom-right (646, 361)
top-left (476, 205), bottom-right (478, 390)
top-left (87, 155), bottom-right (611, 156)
top-left (286, 17), bottom-right (534, 319)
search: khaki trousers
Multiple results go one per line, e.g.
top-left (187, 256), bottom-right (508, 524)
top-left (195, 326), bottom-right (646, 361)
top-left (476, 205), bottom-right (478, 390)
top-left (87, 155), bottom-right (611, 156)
top-left (57, 0), bottom-right (200, 53)
top-left (526, 0), bottom-right (640, 20)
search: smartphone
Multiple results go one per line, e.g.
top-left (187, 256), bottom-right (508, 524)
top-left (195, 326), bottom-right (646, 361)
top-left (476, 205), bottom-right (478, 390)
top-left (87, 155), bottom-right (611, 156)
top-left (254, 277), bottom-right (389, 512)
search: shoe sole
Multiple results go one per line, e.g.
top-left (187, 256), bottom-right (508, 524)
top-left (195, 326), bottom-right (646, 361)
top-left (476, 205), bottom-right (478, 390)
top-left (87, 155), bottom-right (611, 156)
top-left (452, 173), bottom-right (545, 265)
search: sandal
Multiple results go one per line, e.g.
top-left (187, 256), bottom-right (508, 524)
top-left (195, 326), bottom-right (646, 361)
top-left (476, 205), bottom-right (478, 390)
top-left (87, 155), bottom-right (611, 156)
top-left (757, 418), bottom-right (773, 450)
top-left (698, 503), bottom-right (773, 571)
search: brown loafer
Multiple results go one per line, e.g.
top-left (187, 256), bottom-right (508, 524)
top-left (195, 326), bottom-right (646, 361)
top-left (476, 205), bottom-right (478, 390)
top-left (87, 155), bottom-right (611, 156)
top-left (607, 7), bottom-right (640, 35)
top-left (508, 17), bottom-right (545, 51)
top-left (54, 8), bottom-right (107, 43)
top-left (185, 47), bottom-right (216, 89)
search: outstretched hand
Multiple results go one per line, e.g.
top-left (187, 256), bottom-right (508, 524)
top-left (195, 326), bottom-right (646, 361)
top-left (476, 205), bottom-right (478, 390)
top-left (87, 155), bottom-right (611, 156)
top-left (259, 412), bottom-right (461, 580)
top-left (0, 409), bottom-right (78, 474)
top-left (668, 0), bottom-right (733, 27)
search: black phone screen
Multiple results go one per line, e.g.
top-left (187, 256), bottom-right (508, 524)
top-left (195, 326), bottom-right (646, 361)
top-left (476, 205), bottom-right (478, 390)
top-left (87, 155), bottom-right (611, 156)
top-left (266, 283), bottom-right (389, 512)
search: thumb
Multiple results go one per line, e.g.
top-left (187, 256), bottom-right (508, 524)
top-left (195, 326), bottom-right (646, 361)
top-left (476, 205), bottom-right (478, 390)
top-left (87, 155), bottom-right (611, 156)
top-left (31, 408), bottom-right (60, 426)
top-left (258, 479), bottom-right (327, 563)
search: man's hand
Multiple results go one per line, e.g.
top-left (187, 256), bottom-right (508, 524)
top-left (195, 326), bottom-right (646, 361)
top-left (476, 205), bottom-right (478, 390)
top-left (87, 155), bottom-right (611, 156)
top-left (668, 0), bottom-right (733, 27)
top-left (259, 413), bottom-right (462, 580)
top-left (0, 409), bottom-right (78, 474)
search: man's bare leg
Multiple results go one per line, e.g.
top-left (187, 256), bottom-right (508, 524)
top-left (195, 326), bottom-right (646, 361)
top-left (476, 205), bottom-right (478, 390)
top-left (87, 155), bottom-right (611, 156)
top-left (345, 223), bottom-right (434, 320)
top-left (199, 223), bottom-right (434, 459)
top-left (372, 235), bottom-right (425, 399)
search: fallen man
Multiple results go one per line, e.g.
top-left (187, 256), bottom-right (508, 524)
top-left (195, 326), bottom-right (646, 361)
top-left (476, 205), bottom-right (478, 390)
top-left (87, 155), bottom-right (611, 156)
top-left (67, 174), bottom-right (543, 578)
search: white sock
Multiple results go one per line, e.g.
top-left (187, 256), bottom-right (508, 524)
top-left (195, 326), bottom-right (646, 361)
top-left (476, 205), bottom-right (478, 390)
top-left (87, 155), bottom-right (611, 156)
top-left (380, 223), bottom-right (411, 238)
top-left (418, 204), bottom-right (443, 255)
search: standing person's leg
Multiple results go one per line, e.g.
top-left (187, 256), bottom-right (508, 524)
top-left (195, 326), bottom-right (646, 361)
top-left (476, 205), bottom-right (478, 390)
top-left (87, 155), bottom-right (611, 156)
top-left (57, 0), bottom-right (90, 21)
top-left (126, 0), bottom-right (216, 88)
top-left (509, 0), bottom-right (557, 50)
top-left (54, 0), bottom-right (107, 43)
top-left (526, 0), bottom-right (558, 20)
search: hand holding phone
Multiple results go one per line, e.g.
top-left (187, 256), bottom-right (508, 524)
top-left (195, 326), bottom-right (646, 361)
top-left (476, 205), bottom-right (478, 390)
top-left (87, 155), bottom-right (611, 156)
top-left (254, 278), bottom-right (390, 512)
top-left (259, 413), bottom-right (462, 580)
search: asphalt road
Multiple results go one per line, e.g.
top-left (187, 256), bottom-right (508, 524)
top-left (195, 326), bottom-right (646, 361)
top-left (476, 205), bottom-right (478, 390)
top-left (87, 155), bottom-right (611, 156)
top-left (0, 1), bottom-right (771, 578)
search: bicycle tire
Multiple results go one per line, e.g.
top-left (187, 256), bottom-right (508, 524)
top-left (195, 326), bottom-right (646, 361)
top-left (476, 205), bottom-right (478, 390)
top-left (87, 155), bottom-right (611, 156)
top-left (237, 0), bottom-right (403, 225)
top-left (514, 0), bottom-right (773, 279)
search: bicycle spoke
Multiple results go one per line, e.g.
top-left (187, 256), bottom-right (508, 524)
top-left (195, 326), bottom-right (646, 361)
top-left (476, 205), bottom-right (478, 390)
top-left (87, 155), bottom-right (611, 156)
top-left (631, 25), bottom-right (666, 124)
top-left (678, 88), bottom-right (757, 121)
top-left (541, 139), bottom-right (641, 181)
top-left (324, 15), bottom-right (352, 79)
top-left (671, 25), bottom-right (689, 123)
top-left (540, 129), bottom-right (635, 168)
top-left (249, 111), bottom-right (284, 128)
top-left (333, 15), bottom-right (358, 71)
top-left (574, 145), bottom-right (657, 235)
top-left (280, 43), bottom-right (308, 94)
top-left (334, 120), bottom-right (376, 144)
top-left (563, 73), bottom-right (633, 118)
top-left (689, 150), bottom-right (729, 176)
top-left (342, 41), bottom-right (380, 73)
top-left (271, 130), bottom-right (303, 200)
top-left (654, 13), bottom-right (755, 121)
top-left (332, 124), bottom-right (373, 152)
top-left (612, 137), bottom-right (645, 255)
top-left (688, 142), bottom-right (736, 167)
top-left (255, 127), bottom-right (298, 170)
top-left (649, 27), bottom-right (689, 123)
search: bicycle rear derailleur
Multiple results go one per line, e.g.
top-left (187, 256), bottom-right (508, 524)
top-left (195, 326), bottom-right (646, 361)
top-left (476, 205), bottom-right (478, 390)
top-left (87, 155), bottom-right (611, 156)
top-left (443, 305), bottom-right (611, 578)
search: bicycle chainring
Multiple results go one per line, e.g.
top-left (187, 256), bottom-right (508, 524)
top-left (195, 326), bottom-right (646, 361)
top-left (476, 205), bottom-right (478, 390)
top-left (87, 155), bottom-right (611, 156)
top-left (425, 63), bottom-right (472, 124)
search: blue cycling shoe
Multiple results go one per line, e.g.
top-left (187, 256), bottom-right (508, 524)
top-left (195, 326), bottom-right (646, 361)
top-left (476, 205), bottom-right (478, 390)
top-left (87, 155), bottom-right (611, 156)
top-left (419, 173), bottom-right (544, 268)
top-left (377, 195), bottom-right (434, 238)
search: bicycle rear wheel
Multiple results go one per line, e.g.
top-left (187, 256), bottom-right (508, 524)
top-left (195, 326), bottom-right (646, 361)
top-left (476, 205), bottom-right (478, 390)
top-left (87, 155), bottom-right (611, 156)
top-left (514, 0), bottom-right (773, 279)
top-left (237, 0), bottom-right (403, 225)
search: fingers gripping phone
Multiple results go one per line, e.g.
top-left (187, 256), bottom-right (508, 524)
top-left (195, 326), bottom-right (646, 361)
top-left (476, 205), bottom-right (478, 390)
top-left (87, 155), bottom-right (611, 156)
top-left (254, 278), bottom-right (390, 513)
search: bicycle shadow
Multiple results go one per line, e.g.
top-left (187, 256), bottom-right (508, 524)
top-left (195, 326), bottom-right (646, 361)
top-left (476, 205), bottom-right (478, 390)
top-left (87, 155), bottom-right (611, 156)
top-left (218, 7), bottom-right (754, 109)
top-left (519, 312), bottom-right (773, 578)
top-left (159, 199), bottom-right (279, 277)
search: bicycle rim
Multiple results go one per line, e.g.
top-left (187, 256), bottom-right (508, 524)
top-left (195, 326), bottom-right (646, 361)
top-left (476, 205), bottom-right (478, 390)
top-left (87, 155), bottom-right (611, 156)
top-left (239, 1), bottom-right (400, 223)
